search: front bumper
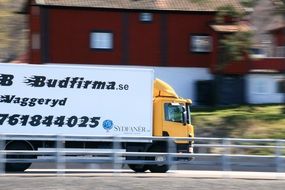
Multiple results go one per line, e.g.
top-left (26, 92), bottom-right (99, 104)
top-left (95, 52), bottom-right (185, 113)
top-left (176, 143), bottom-right (194, 161)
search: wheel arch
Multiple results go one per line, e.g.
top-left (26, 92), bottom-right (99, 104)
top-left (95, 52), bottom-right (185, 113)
top-left (5, 140), bottom-right (34, 150)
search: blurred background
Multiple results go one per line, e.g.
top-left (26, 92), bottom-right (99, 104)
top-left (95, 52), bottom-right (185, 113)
top-left (0, 0), bottom-right (285, 140)
top-left (0, 0), bottom-right (27, 63)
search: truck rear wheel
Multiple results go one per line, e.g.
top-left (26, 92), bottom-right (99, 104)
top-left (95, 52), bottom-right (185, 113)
top-left (147, 145), bottom-right (169, 173)
top-left (5, 141), bottom-right (34, 172)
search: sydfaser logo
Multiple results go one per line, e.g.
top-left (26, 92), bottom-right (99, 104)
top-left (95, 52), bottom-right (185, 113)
top-left (103, 120), bottom-right (113, 132)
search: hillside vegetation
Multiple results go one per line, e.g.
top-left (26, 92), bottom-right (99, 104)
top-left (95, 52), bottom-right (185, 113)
top-left (192, 105), bottom-right (285, 139)
top-left (0, 0), bottom-right (27, 62)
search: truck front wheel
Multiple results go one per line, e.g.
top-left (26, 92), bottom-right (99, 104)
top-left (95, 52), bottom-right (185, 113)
top-left (128, 164), bottom-right (147, 173)
top-left (147, 145), bottom-right (169, 173)
top-left (5, 141), bottom-right (34, 172)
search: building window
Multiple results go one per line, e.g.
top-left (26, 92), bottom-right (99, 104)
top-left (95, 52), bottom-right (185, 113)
top-left (277, 79), bottom-right (285, 93)
top-left (32, 33), bottom-right (40, 50)
top-left (253, 79), bottom-right (269, 94)
top-left (139, 13), bottom-right (153, 22)
top-left (90, 32), bottom-right (113, 50)
top-left (191, 35), bottom-right (212, 53)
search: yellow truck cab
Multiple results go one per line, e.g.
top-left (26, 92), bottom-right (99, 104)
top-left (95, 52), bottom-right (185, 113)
top-left (127, 79), bottom-right (194, 173)
top-left (153, 79), bottom-right (194, 141)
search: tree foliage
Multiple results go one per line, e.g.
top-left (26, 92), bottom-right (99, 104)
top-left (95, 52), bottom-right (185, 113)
top-left (216, 5), bottom-right (242, 24)
top-left (240, 0), bottom-right (258, 7)
top-left (191, 0), bottom-right (255, 68)
top-left (219, 32), bottom-right (252, 69)
top-left (215, 3), bottom-right (253, 68)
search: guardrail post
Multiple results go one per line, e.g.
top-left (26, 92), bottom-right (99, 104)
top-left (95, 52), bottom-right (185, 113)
top-left (0, 135), bottom-right (5, 175)
top-left (112, 136), bottom-right (122, 173)
top-left (275, 140), bottom-right (284, 173)
top-left (56, 135), bottom-right (65, 175)
top-left (222, 138), bottom-right (231, 172)
top-left (167, 137), bottom-right (176, 171)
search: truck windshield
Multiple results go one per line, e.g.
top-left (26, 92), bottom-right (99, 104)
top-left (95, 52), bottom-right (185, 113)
top-left (164, 103), bottom-right (185, 123)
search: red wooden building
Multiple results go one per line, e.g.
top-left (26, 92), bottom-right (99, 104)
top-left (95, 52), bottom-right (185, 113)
top-left (26, 0), bottom-right (247, 71)
top-left (21, 0), bottom-right (285, 105)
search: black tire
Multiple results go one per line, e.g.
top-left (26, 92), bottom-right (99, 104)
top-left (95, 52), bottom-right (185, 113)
top-left (147, 145), bottom-right (169, 173)
top-left (128, 164), bottom-right (147, 173)
top-left (5, 141), bottom-right (34, 172)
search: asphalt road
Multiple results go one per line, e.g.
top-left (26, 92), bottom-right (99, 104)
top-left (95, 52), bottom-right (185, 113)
top-left (29, 156), bottom-right (280, 172)
top-left (0, 170), bottom-right (285, 190)
top-left (0, 159), bottom-right (283, 190)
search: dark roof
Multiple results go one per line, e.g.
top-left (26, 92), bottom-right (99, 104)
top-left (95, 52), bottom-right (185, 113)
top-left (34, 0), bottom-right (245, 12)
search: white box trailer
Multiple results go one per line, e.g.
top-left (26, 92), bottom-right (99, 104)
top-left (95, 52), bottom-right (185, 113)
top-left (0, 63), bottom-right (194, 173)
top-left (0, 63), bottom-right (153, 137)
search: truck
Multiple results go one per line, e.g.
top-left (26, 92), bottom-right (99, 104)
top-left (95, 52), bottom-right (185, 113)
top-left (0, 63), bottom-right (194, 173)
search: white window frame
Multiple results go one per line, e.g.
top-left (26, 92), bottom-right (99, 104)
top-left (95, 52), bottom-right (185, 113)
top-left (191, 35), bottom-right (212, 53)
top-left (90, 32), bottom-right (113, 50)
top-left (139, 13), bottom-right (153, 22)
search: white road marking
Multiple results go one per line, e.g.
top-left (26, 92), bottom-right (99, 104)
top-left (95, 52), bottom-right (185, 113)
top-left (0, 169), bottom-right (283, 180)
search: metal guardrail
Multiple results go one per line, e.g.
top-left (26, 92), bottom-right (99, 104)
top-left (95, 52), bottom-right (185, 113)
top-left (0, 134), bottom-right (284, 174)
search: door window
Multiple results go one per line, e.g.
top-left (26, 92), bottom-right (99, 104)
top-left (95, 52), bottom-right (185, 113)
top-left (164, 103), bottom-right (184, 123)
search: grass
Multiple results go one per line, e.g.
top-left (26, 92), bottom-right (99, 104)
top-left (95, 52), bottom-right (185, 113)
top-left (191, 105), bottom-right (285, 139)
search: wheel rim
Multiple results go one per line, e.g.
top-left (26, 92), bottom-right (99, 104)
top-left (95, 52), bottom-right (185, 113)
top-left (155, 155), bottom-right (166, 166)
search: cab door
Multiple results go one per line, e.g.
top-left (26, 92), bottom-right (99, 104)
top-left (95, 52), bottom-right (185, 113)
top-left (162, 102), bottom-right (188, 138)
